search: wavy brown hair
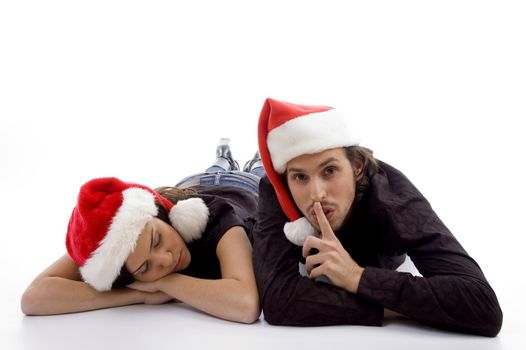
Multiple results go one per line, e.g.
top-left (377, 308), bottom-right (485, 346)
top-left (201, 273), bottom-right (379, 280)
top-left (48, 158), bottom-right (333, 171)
top-left (153, 186), bottom-right (197, 204)
top-left (344, 145), bottom-right (379, 203)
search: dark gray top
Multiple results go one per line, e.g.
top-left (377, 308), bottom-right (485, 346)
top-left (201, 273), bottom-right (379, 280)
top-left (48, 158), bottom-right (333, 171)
top-left (252, 161), bottom-right (502, 336)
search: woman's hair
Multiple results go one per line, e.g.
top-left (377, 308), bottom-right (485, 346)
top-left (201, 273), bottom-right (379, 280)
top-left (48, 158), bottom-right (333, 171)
top-left (345, 145), bottom-right (379, 203)
top-left (110, 186), bottom-right (197, 289)
top-left (154, 186), bottom-right (197, 204)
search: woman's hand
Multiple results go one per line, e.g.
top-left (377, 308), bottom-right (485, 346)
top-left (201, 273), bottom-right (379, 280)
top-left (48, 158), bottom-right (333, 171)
top-left (127, 280), bottom-right (160, 293)
top-left (127, 280), bottom-right (174, 304)
top-left (142, 291), bottom-right (173, 305)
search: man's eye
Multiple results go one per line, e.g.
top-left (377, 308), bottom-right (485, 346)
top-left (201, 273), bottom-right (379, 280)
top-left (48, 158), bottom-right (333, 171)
top-left (325, 167), bottom-right (336, 175)
top-left (293, 174), bottom-right (307, 181)
top-left (154, 234), bottom-right (161, 247)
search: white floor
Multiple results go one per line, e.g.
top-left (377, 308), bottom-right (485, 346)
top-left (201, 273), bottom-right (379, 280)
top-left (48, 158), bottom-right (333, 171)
top-left (3, 305), bottom-right (514, 350)
top-left (4, 255), bottom-right (524, 350)
top-left (2, 1), bottom-right (525, 349)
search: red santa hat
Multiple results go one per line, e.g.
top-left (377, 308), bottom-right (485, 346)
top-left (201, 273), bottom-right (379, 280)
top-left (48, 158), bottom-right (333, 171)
top-left (257, 98), bottom-right (360, 245)
top-left (66, 177), bottom-right (209, 291)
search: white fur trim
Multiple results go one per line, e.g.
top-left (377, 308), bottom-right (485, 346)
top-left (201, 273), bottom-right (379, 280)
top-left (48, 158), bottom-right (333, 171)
top-left (169, 198), bottom-right (209, 243)
top-left (267, 109), bottom-right (360, 174)
top-left (80, 188), bottom-right (157, 291)
top-left (284, 217), bottom-right (318, 246)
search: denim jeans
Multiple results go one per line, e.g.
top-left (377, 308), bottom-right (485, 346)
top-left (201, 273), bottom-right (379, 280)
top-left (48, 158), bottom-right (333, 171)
top-left (176, 166), bottom-right (264, 194)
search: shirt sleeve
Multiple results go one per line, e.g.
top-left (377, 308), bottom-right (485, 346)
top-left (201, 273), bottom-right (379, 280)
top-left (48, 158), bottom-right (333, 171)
top-left (199, 193), bottom-right (248, 249)
top-left (252, 176), bottom-right (384, 326)
top-left (356, 164), bottom-right (503, 337)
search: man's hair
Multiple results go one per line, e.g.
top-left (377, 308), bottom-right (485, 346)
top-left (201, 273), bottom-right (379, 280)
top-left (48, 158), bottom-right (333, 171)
top-left (111, 186), bottom-right (197, 289)
top-left (345, 146), bottom-right (379, 203)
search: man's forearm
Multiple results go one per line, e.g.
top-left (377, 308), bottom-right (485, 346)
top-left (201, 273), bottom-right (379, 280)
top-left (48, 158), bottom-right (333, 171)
top-left (357, 266), bottom-right (502, 337)
top-left (259, 267), bottom-right (383, 326)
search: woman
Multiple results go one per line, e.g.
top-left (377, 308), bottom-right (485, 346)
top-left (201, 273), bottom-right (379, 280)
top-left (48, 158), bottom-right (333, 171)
top-left (21, 139), bottom-right (262, 324)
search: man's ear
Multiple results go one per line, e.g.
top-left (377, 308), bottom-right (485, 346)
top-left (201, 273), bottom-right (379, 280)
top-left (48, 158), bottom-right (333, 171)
top-left (353, 158), bottom-right (365, 181)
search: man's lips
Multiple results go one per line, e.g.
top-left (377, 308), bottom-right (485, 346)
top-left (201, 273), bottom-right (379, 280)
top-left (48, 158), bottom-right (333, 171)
top-left (310, 206), bottom-right (335, 221)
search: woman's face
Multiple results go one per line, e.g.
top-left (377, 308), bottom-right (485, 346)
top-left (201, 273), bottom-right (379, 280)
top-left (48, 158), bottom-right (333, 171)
top-left (125, 217), bottom-right (191, 282)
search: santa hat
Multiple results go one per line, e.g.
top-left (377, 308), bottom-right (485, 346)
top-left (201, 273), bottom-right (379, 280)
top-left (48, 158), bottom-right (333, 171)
top-left (65, 177), bottom-right (209, 291)
top-left (257, 98), bottom-right (360, 245)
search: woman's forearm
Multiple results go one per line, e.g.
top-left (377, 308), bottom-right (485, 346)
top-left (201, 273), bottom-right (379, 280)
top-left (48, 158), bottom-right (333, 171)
top-left (21, 276), bottom-right (145, 315)
top-left (156, 273), bottom-right (260, 323)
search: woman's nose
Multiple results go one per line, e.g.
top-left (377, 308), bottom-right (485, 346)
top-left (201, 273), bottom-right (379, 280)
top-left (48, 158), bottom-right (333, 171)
top-left (155, 250), bottom-right (173, 268)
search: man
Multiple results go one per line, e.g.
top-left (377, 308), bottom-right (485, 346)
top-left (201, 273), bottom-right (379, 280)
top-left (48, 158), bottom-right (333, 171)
top-left (252, 98), bottom-right (502, 336)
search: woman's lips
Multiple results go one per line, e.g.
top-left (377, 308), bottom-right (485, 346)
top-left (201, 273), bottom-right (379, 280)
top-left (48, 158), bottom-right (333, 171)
top-left (174, 251), bottom-right (183, 272)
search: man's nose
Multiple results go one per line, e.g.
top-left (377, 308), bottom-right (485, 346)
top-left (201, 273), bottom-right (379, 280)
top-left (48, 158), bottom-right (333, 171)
top-left (309, 178), bottom-right (326, 203)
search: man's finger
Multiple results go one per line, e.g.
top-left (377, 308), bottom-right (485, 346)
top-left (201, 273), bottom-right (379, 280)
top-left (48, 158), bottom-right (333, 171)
top-left (305, 252), bottom-right (323, 274)
top-left (309, 262), bottom-right (328, 281)
top-left (302, 235), bottom-right (321, 257)
top-left (314, 202), bottom-right (337, 240)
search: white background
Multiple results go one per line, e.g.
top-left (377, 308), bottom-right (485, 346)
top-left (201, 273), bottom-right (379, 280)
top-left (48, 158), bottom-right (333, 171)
top-left (1, 1), bottom-right (525, 349)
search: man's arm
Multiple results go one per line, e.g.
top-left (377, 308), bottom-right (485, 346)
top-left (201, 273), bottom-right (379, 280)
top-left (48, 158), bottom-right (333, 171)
top-left (356, 236), bottom-right (503, 336)
top-left (353, 163), bottom-right (503, 336)
top-left (252, 176), bottom-right (383, 326)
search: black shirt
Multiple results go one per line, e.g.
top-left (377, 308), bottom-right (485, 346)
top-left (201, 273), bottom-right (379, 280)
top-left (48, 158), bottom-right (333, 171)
top-left (252, 161), bottom-right (502, 336)
top-left (183, 185), bottom-right (258, 280)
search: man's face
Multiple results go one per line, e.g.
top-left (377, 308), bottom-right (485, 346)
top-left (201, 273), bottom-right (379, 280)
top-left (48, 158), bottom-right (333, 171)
top-left (286, 148), bottom-right (358, 232)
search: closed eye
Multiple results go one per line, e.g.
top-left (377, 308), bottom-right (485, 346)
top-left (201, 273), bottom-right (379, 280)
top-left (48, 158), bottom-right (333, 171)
top-left (133, 227), bottom-right (155, 276)
top-left (154, 232), bottom-right (161, 248)
top-left (141, 261), bottom-right (150, 275)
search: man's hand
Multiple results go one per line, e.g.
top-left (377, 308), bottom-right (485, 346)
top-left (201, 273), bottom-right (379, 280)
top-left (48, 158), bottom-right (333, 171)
top-left (302, 202), bottom-right (364, 293)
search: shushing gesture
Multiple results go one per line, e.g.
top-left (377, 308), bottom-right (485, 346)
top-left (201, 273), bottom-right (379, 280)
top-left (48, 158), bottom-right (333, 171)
top-left (302, 202), bottom-right (364, 294)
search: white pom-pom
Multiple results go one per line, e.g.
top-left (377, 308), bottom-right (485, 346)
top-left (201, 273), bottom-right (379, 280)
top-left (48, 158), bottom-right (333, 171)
top-left (284, 217), bottom-right (317, 245)
top-left (169, 198), bottom-right (210, 242)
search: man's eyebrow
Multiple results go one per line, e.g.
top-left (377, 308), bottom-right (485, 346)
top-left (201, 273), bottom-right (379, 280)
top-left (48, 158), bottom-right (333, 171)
top-left (319, 157), bottom-right (339, 168)
top-left (287, 166), bottom-right (304, 173)
top-left (287, 157), bottom-right (339, 173)
top-left (132, 227), bottom-right (154, 275)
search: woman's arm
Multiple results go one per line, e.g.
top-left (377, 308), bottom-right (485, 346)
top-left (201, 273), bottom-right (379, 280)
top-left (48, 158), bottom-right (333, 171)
top-left (140, 226), bottom-right (261, 323)
top-left (21, 254), bottom-right (172, 315)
